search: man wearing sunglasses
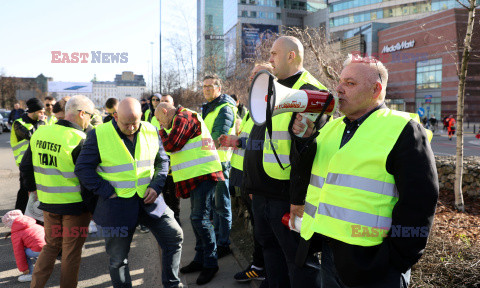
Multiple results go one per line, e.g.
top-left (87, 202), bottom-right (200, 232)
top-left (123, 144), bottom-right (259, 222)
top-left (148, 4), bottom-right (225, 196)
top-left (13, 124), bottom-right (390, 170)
top-left (44, 96), bottom-right (57, 125)
top-left (142, 93), bottom-right (162, 130)
top-left (20, 95), bottom-right (95, 287)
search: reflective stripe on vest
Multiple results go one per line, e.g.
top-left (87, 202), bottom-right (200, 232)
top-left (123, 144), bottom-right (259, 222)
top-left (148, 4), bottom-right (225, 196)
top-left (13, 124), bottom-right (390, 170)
top-left (31, 124), bottom-right (86, 204)
top-left (166, 108), bottom-right (222, 182)
top-left (301, 108), bottom-right (412, 246)
top-left (96, 121), bottom-right (159, 198)
top-left (10, 119), bottom-right (34, 166)
top-left (262, 70), bottom-right (327, 180)
top-left (203, 101), bottom-right (238, 162)
top-left (231, 111), bottom-right (254, 171)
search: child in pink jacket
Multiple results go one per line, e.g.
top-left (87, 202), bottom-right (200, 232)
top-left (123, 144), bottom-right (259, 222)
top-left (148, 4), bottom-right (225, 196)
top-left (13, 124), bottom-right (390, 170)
top-left (2, 210), bottom-right (46, 282)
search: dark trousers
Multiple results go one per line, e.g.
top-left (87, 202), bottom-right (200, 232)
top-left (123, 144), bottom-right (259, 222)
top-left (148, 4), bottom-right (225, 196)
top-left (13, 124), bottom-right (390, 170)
top-left (236, 186), bottom-right (264, 268)
top-left (15, 174), bottom-right (28, 213)
top-left (321, 241), bottom-right (411, 288)
top-left (163, 174), bottom-right (180, 224)
top-left (252, 195), bottom-right (321, 288)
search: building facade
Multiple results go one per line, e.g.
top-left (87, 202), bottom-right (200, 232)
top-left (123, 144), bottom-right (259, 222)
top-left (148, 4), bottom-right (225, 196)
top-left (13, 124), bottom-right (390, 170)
top-left (222, 0), bottom-right (326, 77)
top-left (378, 8), bottom-right (480, 122)
top-left (198, 0), bottom-right (225, 77)
top-left (328, 0), bottom-right (464, 37)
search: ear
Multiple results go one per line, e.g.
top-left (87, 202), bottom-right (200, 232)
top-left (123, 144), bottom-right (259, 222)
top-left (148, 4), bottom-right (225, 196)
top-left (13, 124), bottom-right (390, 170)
top-left (113, 112), bottom-right (119, 122)
top-left (288, 51), bottom-right (296, 62)
top-left (373, 82), bottom-right (382, 99)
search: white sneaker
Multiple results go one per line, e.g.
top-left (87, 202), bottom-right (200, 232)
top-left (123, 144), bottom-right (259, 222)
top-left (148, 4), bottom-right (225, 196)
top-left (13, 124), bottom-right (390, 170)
top-left (88, 221), bottom-right (98, 233)
top-left (18, 274), bottom-right (33, 282)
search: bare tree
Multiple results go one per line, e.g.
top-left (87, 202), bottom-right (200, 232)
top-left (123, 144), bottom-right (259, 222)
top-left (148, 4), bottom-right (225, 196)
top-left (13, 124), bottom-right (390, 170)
top-left (453, 0), bottom-right (478, 212)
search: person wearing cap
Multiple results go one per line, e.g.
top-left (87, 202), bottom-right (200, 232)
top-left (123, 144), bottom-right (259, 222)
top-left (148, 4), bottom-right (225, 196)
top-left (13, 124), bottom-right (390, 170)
top-left (2, 210), bottom-right (46, 283)
top-left (20, 95), bottom-right (95, 288)
top-left (11, 98), bottom-right (45, 213)
top-left (44, 96), bottom-right (57, 125)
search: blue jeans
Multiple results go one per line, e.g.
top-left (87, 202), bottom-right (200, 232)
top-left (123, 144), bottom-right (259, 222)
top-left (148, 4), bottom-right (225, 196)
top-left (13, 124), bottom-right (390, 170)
top-left (252, 195), bottom-right (321, 288)
top-left (25, 248), bottom-right (41, 275)
top-left (321, 241), bottom-right (411, 288)
top-left (190, 180), bottom-right (218, 268)
top-left (213, 162), bottom-right (232, 247)
top-left (103, 207), bottom-right (183, 288)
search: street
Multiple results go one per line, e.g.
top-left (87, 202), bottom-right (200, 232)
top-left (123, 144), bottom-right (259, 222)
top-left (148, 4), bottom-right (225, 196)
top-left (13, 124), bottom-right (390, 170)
top-left (430, 132), bottom-right (480, 157)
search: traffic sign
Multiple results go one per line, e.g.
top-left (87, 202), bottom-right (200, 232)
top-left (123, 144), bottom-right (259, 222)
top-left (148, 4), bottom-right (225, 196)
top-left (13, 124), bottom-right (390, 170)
top-left (418, 107), bottom-right (425, 117)
top-left (425, 99), bottom-right (432, 103)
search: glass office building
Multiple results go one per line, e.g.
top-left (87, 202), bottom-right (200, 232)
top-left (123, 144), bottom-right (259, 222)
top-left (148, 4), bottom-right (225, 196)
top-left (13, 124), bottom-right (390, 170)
top-left (198, 0), bottom-right (225, 77)
top-left (328, 0), bottom-right (464, 35)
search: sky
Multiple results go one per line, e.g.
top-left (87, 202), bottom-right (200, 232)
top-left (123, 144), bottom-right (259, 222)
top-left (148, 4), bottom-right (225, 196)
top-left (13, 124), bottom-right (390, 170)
top-left (0, 0), bottom-right (196, 86)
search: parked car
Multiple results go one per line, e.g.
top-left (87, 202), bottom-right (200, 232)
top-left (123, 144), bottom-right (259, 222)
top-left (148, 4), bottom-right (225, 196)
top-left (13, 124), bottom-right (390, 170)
top-left (0, 110), bottom-right (11, 132)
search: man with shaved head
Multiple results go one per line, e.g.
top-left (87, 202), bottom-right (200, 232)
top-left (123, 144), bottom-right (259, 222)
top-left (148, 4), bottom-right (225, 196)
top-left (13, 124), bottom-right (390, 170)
top-left (75, 98), bottom-right (184, 288)
top-left (238, 36), bottom-right (327, 287)
top-left (155, 101), bottom-right (224, 285)
top-left (293, 55), bottom-right (438, 287)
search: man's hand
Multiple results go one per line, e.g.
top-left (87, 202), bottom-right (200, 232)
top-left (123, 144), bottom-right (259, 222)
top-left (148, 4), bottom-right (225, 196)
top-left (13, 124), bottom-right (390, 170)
top-left (290, 204), bottom-right (305, 230)
top-left (143, 187), bottom-right (158, 204)
top-left (291, 114), bottom-right (314, 138)
top-left (218, 134), bottom-right (240, 148)
top-left (28, 191), bottom-right (37, 197)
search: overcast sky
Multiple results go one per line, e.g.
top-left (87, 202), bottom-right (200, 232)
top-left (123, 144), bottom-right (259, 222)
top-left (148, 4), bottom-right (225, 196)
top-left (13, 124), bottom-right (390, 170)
top-left (0, 0), bottom-right (196, 85)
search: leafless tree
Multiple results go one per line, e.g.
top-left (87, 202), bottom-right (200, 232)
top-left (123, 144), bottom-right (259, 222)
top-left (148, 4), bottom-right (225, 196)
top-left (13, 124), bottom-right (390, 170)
top-left (453, 0), bottom-right (478, 212)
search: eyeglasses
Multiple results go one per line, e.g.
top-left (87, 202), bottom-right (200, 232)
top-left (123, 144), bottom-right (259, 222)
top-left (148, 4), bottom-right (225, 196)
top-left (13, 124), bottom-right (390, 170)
top-left (202, 85), bottom-right (218, 89)
top-left (152, 98), bottom-right (160, 102)
top-left (45, 104), bottom-right (53, 107)
top-left (78, 110), bottom-right (94, 117)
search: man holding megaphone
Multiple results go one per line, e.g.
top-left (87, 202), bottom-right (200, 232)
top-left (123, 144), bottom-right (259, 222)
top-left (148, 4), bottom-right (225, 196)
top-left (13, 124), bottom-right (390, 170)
top-left (241, 36), bottom-right (329, 288)
top-left (293, 55), bottom-right (438, 288)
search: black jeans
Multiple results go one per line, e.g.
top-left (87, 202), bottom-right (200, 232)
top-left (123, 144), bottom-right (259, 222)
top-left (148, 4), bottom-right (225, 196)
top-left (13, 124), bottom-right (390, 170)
top-left (163, 175), bottom-right (180, 224)
top-left (15, 174), bottom-right (28, 213)
top-left (252, 195), bottom-right (321, 288)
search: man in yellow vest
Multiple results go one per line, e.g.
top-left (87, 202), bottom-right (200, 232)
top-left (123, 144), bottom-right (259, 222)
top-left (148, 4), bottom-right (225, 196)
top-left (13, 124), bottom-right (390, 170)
top-left (44, 96), bottom-right (57, 125)
top-left (12, 97), bottom-right (45, 213)
top-left (220, 63), bottom-right (273, 285)
top-left (293, 55), bottom-right (439, 287)
top-left (155, 102), bottom-right (224, 285)
top-left (201, 74), bottom-right (237, 258)
top-left (75, 98), bottom-right (183, 288)
top-left (19, 95), bottom-right (94, 287)
top-left (242, 36), bottom-right (328, 287)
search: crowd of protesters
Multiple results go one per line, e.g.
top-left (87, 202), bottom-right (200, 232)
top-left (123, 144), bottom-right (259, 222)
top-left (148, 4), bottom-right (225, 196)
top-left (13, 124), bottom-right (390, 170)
top-left (2, 35), bottom-right (441, 288)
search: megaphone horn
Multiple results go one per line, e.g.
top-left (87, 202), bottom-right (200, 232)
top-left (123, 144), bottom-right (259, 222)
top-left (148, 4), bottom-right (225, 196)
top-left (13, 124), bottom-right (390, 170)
top-left (248, 70), bottom-right (338, 126)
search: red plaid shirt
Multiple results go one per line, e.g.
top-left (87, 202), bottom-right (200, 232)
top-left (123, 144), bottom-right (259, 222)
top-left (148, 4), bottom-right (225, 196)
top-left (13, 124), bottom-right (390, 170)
top-left (159, 106), bottom-right (224, 198)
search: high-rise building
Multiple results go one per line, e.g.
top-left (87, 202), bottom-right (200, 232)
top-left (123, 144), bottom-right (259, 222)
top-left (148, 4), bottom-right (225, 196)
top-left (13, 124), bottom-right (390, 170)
top-left (328, 0), bottom-right (464, 37)
top-left (222, 0), bottom-right (326, 76)
top-left (198, 0), bottom-right (225, 77)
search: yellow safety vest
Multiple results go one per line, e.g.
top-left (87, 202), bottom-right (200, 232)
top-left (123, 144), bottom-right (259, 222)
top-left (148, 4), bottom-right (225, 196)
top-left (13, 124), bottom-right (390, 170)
top-left (301, 109), bottom-right (415, 246)
top-left (263, 70), bottom-right (328, 180)
top-left (10, 119), bottom-right (34, 166)
top-left (144, 109), bottom-right (161, 130)
top-left (166, 108), bottom-right (222, 182)
top-left (45, 115), bottom-right (57, 125)
top-left (96, 121), bottom-right (159, 198)
top-left (31, 124), bottom-right (85, 204)
top-left (203, 101), bottom-right (238, 163)
top-left (231, 112), bottom-right (254, 171)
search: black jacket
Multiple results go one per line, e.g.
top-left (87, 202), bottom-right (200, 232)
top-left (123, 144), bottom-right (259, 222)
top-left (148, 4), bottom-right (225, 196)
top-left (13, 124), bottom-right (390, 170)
top-left (305, 106), bottom-right (439, 286)
top-left (243, 72), bottom-right (327, 203)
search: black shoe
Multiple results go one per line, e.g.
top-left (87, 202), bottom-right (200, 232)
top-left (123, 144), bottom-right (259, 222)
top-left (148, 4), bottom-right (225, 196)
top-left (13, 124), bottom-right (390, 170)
top-left (217, 246), bottom-right (232, 259)
top-left (234, 264), bottom-right (266, 282)
top-left (196, 266), bottom-right (219, 285)
top-left (180, 261), bottom-right (203, 274)
top-left (139, 225), bottom-right (150, 233)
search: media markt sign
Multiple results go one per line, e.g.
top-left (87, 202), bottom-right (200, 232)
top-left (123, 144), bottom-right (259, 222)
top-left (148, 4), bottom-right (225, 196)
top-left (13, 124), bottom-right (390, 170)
top-left (381, 40), bottom-right (415, 53)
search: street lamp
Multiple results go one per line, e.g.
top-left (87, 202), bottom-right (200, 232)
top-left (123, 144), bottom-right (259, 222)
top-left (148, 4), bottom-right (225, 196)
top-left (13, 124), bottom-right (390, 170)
top-left (150, 42), bottom-right (154, 93)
